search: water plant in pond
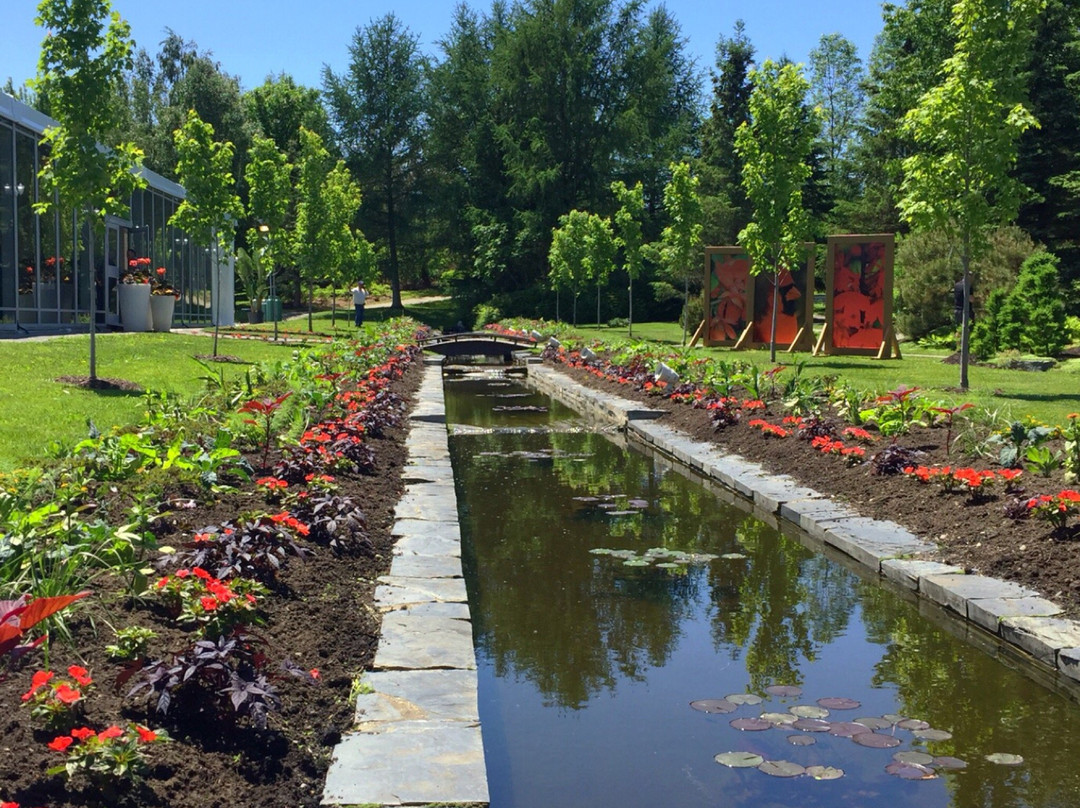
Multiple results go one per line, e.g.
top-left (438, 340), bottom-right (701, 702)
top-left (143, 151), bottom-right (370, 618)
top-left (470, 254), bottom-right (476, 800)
top-left (589, 547), bottom-right (719, 569)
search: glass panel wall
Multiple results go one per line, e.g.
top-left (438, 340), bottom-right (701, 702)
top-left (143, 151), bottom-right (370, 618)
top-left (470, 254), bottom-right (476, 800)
top-left (0, 122), bottom-right (14, 324)
top-left (15, 130), bottom-right (36, 325)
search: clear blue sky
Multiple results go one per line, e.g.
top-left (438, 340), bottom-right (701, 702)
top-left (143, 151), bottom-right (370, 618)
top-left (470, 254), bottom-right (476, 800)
top-left (5, 0), bottom-right (886, 96)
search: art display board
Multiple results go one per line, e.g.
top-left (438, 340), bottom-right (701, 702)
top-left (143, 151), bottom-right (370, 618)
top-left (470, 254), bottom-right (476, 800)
top-left (704, 247), bottom-right (753, 347)
top-left (746, 246), bottom-right (816, 352)
top-left (818, 234), bottom-right (897, 357)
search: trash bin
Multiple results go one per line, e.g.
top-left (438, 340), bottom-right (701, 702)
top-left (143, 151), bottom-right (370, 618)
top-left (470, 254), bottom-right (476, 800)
top-left (262, 297), bottom-right (282, 322)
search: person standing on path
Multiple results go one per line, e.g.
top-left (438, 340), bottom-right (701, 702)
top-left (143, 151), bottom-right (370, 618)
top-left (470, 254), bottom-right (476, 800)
top-left (351, 281), bottom-right (368, 327)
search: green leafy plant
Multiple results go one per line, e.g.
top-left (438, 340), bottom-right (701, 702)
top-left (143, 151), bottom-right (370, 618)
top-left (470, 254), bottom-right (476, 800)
top-left (992, 420), bottom-right (1054, 468)
top-left (1063, 413), bottom-right (1080, 485)
top-left (21, 665), bottom-right (93, 728)
top-left (47, 723), bottom-right (169, 784)
top-left (153, 568), bottom-right (264, 638)
top-left (105, 626), bottom-right (157, 661)
top-left (1025, 446), bottom-right (1063, 477)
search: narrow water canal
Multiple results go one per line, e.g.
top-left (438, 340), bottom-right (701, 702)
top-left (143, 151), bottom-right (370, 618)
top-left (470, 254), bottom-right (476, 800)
top-left (445, 371), bottom-right (1080, 808)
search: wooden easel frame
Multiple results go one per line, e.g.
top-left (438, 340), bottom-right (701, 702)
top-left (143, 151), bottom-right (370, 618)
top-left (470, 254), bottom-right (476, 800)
top-left (817, 234), bottom-right (897, 358)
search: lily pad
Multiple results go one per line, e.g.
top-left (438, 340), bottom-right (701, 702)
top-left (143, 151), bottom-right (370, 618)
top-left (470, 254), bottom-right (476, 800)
top-left (985, 753), bottom-right (1024, 766)
top-left (690, 699), bottom-right (738, 714)
top-left (853, 717), bottom-right (893, 731)
top-left (790, 705), bottom-right (830, 719)
top-left (885, 762), bottom-right (938, 780)
top-left (721, 553), bottom-right (748, 560)
top-left (589, 548), bottom-right (614, 555)
top-left (933, 756), bottom-right (968, 770)
top-left (853, 732), bottom-right (902, 749)
top-left (766, 684), bottom-right (803, 698)
top-left (882, 714), bottom-right (906, 724)
top-left (805, 765), bottom-right (844, 781)
top-left (726, 693), bottom-right (763, 706)
top-left (730, 717), bottom-right (773, 731)
top-left (622, 558), bottom-right (649, 567)
top-left (761, 712), bottom-right (798, 726)
top-left (912, 728), bottom-right (953, 742)
top-left (758, 760), bottom-right (806, 778)
top-left (893, 751), bottom-right (935, 766)
top-left (787, 734), bottom-right (816, 746)
top-left (792, 718), bottom-right (832, 732)
top-left (627, 499), bottom-right (649, 509)
top-left (817, 697), bottom-right (861, 710)
top-left (829, 721), bottom-right (872, 738)
top-left (573, 496), bottom-right (599, 502)
top-left (655, 562), bottom-right (683, 570)
top-left (897, 718), bottom-right (931, 731)
top-left (608, 510), bottom-right (639, 517)
top-left (714, 751), bottom-right (764, 768)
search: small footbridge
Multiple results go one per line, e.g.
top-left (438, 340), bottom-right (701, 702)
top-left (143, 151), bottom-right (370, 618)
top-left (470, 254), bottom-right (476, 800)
top-left (419, 331), bottom-right (538, 363)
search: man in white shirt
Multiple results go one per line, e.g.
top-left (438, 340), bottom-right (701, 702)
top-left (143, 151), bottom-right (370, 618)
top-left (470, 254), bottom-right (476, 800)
top-left (351, 281), bottom-right (368, 327)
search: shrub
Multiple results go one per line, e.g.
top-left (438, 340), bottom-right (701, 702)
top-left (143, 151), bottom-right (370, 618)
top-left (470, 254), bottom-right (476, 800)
top-left (893, 226), bottom-right (1035, 341)
top-left (997, 251), bottom-right (1068, 357)
top-left (472, 302), bottom-right (502, 331)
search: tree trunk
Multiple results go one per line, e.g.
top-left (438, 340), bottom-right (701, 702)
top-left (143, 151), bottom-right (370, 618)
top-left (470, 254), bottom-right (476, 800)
top-left (960, 245), bottom-right (971, 390)
top-left (307, 279), bottom-right (314, 332)
top-left (211, 237), bottom-right (220, 358)
top-left (597, 283), bottom-right (601, 329)
top-left (387, 157), bottom-right (403, 311)
top-left (87, 220), bottom-right (97, 382)
top-left (770, 270), bottom-right (779, 364)
top-left (628, 274), bottom-right (633, 339)
top-left (681, 272), bottom-right (689, 346)
top-left (331, 285), bottom-right (337, 328)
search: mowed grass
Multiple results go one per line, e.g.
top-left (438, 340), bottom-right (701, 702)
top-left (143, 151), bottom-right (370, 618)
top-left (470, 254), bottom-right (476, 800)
top-left (0, 332), bottom-right (289, 470)
top-left (233, 296), bottom-right (465, 336)
top-left (578, 321), bottom-right (1080, 427)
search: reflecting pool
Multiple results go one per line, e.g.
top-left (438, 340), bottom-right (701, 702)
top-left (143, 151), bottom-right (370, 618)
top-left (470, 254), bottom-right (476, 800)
top-left (446, 374), bottom-right (1080, 808)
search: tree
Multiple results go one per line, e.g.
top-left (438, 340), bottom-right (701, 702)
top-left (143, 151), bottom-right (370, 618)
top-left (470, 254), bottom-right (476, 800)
top-left (548, 210), bottom-right (592, 325)
top-left (698, 21), bottom-right (755, 245)
top-left (735, 61), bottom-right (818, 362)
top-left (808, 33), bottom-right (865, 205)
top-left (899, 0), bottom-right (1043, 389)
top-left (243, 74), bottom-right (332, 165)
top-left (611, 180), bottom-right (646, 336)
top-left (170, 109), bottom-right (243, 357)
top-left (583, 213), bottom-right (617, 329)
top-left (656, 161), bottom-right (704, 346)
top-left (324, 13), bottom-right (428, 311)
top-left (33, 0), bottom-right (144, 383)
top-left (294, 128), bottom-right (363, 331)
top-left (241, 135), bottom-right (291, 320)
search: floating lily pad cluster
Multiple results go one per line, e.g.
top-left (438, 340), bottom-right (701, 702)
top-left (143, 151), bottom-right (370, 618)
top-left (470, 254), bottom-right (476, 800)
top-left (698, 684), bottom-right (1024, 782)
top-left (590, 546), bottom-right (719, 569)
top-left (573, 493), bottom-right (650, 517)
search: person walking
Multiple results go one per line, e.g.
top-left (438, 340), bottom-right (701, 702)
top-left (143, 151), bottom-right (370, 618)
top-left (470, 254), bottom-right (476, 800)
top-left (351, 281), bottom-right (368, 327)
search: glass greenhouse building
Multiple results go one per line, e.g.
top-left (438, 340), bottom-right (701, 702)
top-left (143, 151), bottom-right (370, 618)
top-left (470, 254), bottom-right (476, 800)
top-left (0, 93), bottom-right (232, 333)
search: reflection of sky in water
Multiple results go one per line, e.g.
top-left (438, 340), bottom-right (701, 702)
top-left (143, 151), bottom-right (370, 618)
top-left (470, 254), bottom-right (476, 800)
top-left (449, 378), bottom-right (1080, 808)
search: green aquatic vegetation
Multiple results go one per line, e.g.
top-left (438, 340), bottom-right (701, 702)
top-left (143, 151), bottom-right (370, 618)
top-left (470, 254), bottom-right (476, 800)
top-left (589, 546), bottom-right (719, 570)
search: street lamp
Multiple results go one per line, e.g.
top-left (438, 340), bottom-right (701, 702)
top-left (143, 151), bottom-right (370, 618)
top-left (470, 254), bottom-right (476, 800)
top-left (258, 224), bottom-right (276, 342)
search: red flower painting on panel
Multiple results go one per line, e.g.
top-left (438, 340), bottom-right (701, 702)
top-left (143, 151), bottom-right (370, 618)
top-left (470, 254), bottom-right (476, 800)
top-left (753, 266), bottom-right (803, 344)
top-left (831, 241), bottom-right (887, 350)
top-left (708, 254), bottom-right (750, 342)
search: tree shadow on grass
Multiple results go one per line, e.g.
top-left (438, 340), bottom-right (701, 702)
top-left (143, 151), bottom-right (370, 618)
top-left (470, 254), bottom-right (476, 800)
top-left (55, 375), bottom-right (144, 396)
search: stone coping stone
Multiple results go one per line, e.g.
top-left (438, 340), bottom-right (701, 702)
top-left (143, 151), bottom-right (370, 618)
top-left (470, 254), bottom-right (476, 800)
top-left (355, 669), bottom-right (479, 726)
top-left (921, 574), bottom-right (1037, 618)
top-left (394, 498), bottom-right (460, 522)
top-left (323, 722), bottom-right (488, 807)
top-left (881, 559), bottom-right (964, 591)
top-left (391, 518), bottom-right (461, 539)
top-left (379, 601), bottom-right (472, 619)
top-left (393, 532), bottom-right (462, 559)
top-left (374, 614), bottom-right (477, 671)
top-left (781, 499), bottom-right (861, 539)
top-left (968, 597), bottom-right (1063, 634)
top-left (819, 517), bottom-right (932, 571)
top-left (389, 553), bottom-right (463, 579)
top-left (999, 617), bottom-right (1080, 666)
top-left (1059, 648), bottom-right (1080, 683)
top-left (375, 576), bottom-right (469, 607)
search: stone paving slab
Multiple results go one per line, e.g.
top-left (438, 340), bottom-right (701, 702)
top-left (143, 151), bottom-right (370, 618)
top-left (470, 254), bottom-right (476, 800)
top-left (881, 559), bottom-right (964, 591)
top-left (392, 517), bottom-right (461, 540)
top-left (324, 722), bottom-right (488, 807)
top-left (968, 596), bottom-right (1063, 634)
top-left (780, 499), bottom-right (861, 540)
top-left (389, 552), bottom-right (463, 579)
top-left (375, 576), bottom-right (469, 607)
top-left (394, 497), bottom-right (460, 522)
top-left (1059, 648), bottom-right (1080, 683)
top-left (374, 613), bottom-right (477, 670)
top-left (355, 669), bottom-right (479, 726)
top-left (921, 574), bottom-right (1038, 618)
top-left (820, 518), bottom-right (933, 571)
top-left (380, 601), bottom-right (473, 619)
top-left (393, 532), bottom-right (463, 559)
top-left (999, 616), bottom-right (1080, 666)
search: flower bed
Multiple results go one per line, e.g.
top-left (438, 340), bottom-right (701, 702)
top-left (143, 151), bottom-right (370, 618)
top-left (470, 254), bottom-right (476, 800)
top-left (0, 320), bottom-right (428, 808)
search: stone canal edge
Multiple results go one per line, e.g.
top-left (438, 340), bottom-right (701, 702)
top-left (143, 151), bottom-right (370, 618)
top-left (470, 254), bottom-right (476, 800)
top-left (527, 363), bottom-right (1080, 695)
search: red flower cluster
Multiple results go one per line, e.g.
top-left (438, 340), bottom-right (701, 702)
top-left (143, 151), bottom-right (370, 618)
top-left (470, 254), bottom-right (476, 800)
top-left (1027, 490), bottom-right (1080, 530)
top-left (811, 436), bottom-right (867, 465)
top-left (841, 426), bottom-right (877, 443)
top-left (903, 466), bottom-right (1020, 494)
top-left (748, 419), bottom-right (790, 439)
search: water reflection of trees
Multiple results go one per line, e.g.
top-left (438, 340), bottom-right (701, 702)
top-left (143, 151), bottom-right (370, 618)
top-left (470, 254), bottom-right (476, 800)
top-left (709, 516), bottom-right (860, 692)
top-left (859, 584), bottom-right (1080, 808)
top-left (454, 432), bottom-right (729, 708)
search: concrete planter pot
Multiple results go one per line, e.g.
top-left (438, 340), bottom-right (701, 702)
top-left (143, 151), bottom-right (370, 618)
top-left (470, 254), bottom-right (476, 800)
top-left (150, 294), bottom-right (176, 332)
top-left (119, 282), bottom-right (152, 332)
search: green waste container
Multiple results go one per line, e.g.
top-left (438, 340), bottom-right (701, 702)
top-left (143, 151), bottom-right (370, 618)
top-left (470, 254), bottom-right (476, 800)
top-left (262, 297), bottom-right (282, 322)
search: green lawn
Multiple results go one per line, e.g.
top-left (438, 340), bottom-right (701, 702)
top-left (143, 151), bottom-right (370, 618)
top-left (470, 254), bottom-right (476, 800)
top-left (0, 332), bottom-right (288, 470)
top-left (575, 321), bottom-right (1080, 427)
top-left (233, 296), bottom-right (467, 335)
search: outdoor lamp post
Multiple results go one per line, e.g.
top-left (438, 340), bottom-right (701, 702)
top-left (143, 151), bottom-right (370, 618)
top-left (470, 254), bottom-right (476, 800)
top-left (258, 223), bottom-right (276, 342)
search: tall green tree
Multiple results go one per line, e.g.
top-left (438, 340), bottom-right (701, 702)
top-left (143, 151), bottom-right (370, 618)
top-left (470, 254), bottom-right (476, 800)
top-left (656, 161), bottom-right (704, 346)
top-left (241, 135), bottom-right (291, 319)
top-left (548, 209), bottom-right (592, 325)
top-left (698, 21), bottom-right (755, 246)
top-left (735, 60), bottom-right (818, 363)
top-left (33, 0), bottom-right (144, 383)
top-left (324, 13), bottom-right (428, 311)
top-left (170, 109), bottom-right (243, 356)
top-left (611, 180), bottom-right (646, 336)
top-left (583, 213), bottom-right (617, 328)
top-left (899, 0), bottom-right (1043, 389)
top-left (808, 33), bottom-right (865, 207)
top-left (243, 74), bottom-right (332, 165)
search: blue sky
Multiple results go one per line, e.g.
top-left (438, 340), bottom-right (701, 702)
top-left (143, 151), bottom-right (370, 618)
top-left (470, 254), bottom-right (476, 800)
top-left (5, 0), bottom-right (886, 96)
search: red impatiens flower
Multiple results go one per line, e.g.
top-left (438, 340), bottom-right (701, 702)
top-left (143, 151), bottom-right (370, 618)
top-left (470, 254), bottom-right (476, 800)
top-left (48, 735), bottom-right (74, 752)
top-left (70, 727), bottom-right (96, 741)
top-left (54, 684), bottom-right (83, 705)
top-left (136, 726), bottom-right (158, 743)
top-left (98, 725), bottom-right (124, 740)
top-left (67, 665), bottom-right (92, 687)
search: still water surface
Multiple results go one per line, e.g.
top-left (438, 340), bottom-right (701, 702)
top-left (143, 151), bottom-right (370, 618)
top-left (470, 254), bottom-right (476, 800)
top-left (446, 374), bottom-right (1080, 808)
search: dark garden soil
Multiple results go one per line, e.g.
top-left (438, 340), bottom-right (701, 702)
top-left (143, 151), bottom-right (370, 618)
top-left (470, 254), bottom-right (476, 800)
top-left (1, 361), bottom-right (423, 808)
top-left (544, 358), bottom-right (1080, 619)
